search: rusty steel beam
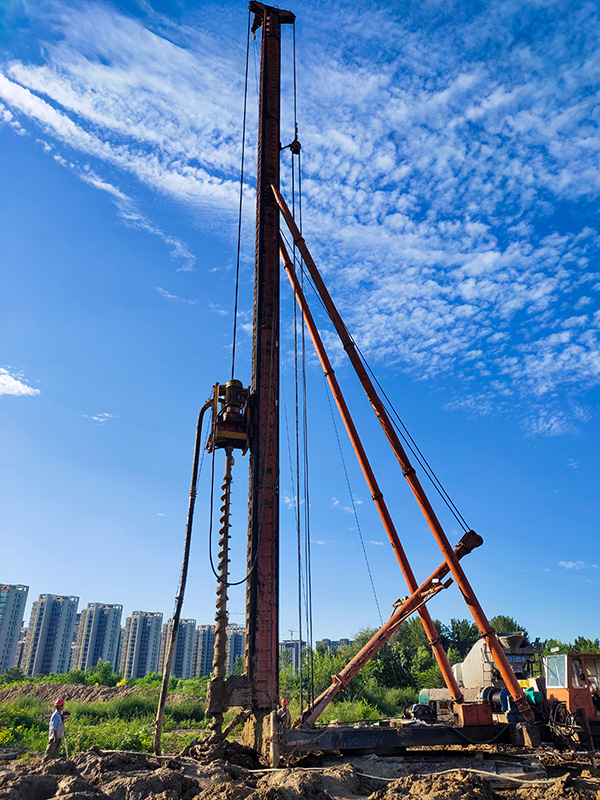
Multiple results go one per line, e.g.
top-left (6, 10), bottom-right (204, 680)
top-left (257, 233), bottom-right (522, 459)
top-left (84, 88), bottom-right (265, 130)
top-left (273, 185), bottom-right (534, 724)
top-left (245, 2), bottom-right (295, 718)
top-left (300, 531), bottom-right (483, 727)
top-left (280, 240), bottom-right (463, 703)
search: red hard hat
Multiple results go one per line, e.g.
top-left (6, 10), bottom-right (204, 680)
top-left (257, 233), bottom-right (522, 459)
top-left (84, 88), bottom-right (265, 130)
top-left (281, 697), bottom-right (288, 706)
top-left (55, 698), bottom-right (65, 707)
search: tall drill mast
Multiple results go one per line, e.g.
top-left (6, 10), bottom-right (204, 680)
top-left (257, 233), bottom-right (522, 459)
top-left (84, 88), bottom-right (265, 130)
top-left (244, 1), bottom-right (295, 748)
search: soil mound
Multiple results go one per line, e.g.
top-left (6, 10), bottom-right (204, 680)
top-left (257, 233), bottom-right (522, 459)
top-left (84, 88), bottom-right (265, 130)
top-left (0, 747), bottom-right (599, 800)
top-left (0, 683), bottom-right (135, 705)
top-left (370, 770), bottom-right (497, 799)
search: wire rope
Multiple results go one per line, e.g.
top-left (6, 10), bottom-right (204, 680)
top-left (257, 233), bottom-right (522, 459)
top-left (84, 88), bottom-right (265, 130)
top-left (277, 228), bottom-right (470, 534)
top-left (293, 235), bottom-right (304, 713)
top-left (281, 377), bottom-right (300, 536)
top-left (323, 373), bottom-right (383, 626)
top-left (208, 13), bottom-right (280, 592)
top-left (230, 11), bottom-right (251, 380)
top-left (355, 346), bottom-right (470, 533)
top-left (293, 28), bottom-right (314, 702)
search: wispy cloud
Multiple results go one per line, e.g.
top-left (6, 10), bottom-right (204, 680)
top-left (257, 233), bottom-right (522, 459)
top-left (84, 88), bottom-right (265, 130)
top-left (80, 173), bottom-right (196, 271)
top-left (82, 412), bottom-right (117, 425)
top-left (2, 0), bottom-right (600, 434)
top-left (0, 367), bottom-right (40, 397)
top-left (559, 560), bottom-right (599, 570)
top-left (156, 287), bottom-right (197, 304)
top-left (332, 496), bottom-right (363, 514)
top-left (282, 491), bottom-right (296, 510)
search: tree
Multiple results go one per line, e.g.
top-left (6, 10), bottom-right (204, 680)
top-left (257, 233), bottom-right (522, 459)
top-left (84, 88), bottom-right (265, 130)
top-left (232, 655), bottom-right (244, 675)
top-left (0, 666), bottom-right (25, 685)
top-left (279, 648), bottom-right (293, 669)
top-left (444, 618), bottom-right (479, 658)
top-left (279, 663), bottom-right (299, 700)
top-left (371, 641), bottom-right (413, 689)
top-left (63, 669), bottom-right (87, 685)
top-left (316, 640), bottom-right (328, 656)
top-left (136, 671), bottom-right (162, 686)
top-left (572, 636), bottom-right (600, 653)
top-left (542, 638), bottom-right (572, 655)
top-left (491, 615), bottom-right (528, 639)
top-left (86, 660), bottom-right (119, 687)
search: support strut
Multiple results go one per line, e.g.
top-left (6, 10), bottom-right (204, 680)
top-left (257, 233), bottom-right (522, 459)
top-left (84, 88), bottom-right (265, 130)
top-left (280, 240), bottom-right (463, 703)
top-left (274, 185), bottom-right (534, 723)
top-left (300, 531), bottom-right (483, 726)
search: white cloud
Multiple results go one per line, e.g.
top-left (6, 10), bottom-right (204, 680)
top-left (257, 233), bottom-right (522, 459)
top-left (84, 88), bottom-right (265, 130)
top-left (209, 303), bottom-right (229, 317)
top-left (70, 169), bottom-right (196, 271)
top-left (82, 412), bottom-right (117, 424)
top-left (369, 540), bottom-right (384, 546)
top-left (2, 0), bottom-right (600, 435)
top-left (558, 560), bottom-right (599, 570)
top-left (156, 287), bottom-right (197, 304)
top-left (0, 367), bottom-right (40, 397)
top-left (282, 491), bottom-right (296, 510)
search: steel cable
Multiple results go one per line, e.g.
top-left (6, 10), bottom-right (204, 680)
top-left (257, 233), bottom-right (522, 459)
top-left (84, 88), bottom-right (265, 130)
top-left (323, 373), bottom-right (383, 626)
top-left (277, 229), bottom-right (471, 535)
top-left (230, 11), bottom-right (251, 380)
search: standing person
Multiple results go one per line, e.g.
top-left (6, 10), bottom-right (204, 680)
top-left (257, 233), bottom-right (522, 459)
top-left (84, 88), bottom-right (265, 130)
top-left (277, 697), bottom-right (291, 729)
top-left (45, 698), bottom-right (66, 759)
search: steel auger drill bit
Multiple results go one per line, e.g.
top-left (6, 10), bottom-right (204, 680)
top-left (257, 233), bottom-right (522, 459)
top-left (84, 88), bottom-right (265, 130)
top-left (207, 447), bottom-right (235, 737)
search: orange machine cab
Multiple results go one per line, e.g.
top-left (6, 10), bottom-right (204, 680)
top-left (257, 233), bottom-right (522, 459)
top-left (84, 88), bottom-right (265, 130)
top-left (545, 653), bottom-right (600, 718)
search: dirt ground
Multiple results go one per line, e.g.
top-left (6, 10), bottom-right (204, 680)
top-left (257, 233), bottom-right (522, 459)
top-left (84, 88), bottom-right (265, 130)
top-left (0, 682), bottom-right (202, 706)
top-left (0, 683), bottom-right (137, 705)
top-left (1, 740), bottom-right (599, 800)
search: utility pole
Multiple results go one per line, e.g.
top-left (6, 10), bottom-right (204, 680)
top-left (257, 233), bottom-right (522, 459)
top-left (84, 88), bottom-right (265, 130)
top-left (244, 1), bottom-right (295, 754)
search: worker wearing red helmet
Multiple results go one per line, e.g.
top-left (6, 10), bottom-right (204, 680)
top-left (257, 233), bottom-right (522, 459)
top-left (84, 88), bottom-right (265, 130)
top-left (44, 698), bottom-right (67, 759)
top-left (277, 697), bottom-right (291, 729)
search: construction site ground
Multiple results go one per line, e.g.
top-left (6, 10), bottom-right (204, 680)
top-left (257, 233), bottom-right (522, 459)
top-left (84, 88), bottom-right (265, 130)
top-left (1, 684), bottom-right (599, 799)
top-left (1, 737), bottom-right (600, 799)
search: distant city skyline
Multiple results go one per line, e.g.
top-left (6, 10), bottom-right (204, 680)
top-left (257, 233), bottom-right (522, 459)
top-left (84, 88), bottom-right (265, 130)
top-left (1, 578), bottom-right (357, 652)
top-left (2, 581), bottom-right (346, 681)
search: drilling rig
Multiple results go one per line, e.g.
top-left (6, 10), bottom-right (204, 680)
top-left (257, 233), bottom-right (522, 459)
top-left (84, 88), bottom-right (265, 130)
top-left (193, 1), bottom-right (600, 765)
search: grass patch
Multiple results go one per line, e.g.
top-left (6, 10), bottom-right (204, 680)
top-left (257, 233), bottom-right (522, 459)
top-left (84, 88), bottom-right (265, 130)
top-left (0, 690), bottom-right (207, 754)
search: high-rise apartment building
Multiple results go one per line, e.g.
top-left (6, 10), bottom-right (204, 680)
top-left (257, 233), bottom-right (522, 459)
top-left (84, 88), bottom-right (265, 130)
top-left (115, 626), bottom-right (125, 673)
top-left (193, 624), bottom-right (215, 677)
top-left (72, 603), bottom-right (123, 671)
top-left (225, 624), bottom-right (245, 675)
top-left (119, 611), bottom-right (163, 679)
top-left (22, 594), bottom-right (79, 676)
top-left (280, 639), bottom-right (305, 673)
top-left (0, 584), bottom-right (29, 672)
top-left (158, 619), bottom-right (196, 679)
top-left (14, 625), bottom-right (28, 671)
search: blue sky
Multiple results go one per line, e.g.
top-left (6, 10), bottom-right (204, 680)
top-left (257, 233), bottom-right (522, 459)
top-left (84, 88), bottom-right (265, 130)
top-left (1, 0), bottom-right (599, 647)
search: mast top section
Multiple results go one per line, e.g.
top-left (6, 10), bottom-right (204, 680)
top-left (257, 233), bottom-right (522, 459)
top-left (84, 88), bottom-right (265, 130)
top-left (249, 1), bottom-right (295, 29)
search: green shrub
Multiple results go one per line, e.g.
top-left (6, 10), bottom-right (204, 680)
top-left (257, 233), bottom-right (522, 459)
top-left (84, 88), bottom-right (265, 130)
top-left (164, 697), bottom-right (205, 724)
top-left (177, 677), bottom-right (208, 696)
top-left (62, 669), bottom-right (87, 685)
top-left (319, 699), bottom-right (380, 725)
